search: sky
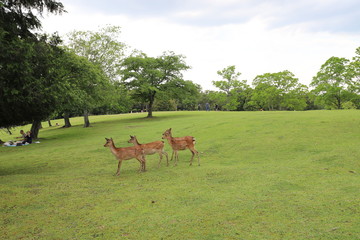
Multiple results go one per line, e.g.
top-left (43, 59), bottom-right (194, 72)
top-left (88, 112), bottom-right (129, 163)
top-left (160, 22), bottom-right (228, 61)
top-left (41, 0), bottom-right (360, 91)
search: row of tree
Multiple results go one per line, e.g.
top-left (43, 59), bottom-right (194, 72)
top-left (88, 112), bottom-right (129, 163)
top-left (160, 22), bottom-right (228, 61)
top-left (1, 0), bottom-right (360, 139)
top-left (207, 52), bottom-right (360, 112)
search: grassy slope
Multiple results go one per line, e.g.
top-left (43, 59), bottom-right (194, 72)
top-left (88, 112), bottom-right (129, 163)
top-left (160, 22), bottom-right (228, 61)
top-left (0, 111), bottom-right (359, 239)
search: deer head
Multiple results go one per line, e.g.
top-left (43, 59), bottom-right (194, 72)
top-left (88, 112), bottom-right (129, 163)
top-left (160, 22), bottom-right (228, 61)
top-left (104, 137), bottom-right (113, 147)
top-left (128, 135), bottom-right (136, 144)
top-left (162, 128), bottom-right (172, 139)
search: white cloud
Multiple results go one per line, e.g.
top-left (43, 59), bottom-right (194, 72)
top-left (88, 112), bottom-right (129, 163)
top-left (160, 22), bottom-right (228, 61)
top-left (40, 0), bottom-right (360, 91)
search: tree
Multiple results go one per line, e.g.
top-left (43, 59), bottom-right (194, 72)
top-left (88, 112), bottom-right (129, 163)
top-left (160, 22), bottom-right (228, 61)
top-left (0, 33), bottom-right (67, 138)
top-left (55, 51), bottom-right (112, 128)
top-left (0, 0), bottom-right (65, 39)
top-left (311, 57), bottom-right (352, 109)
top-left (212, 66), bottom-right (251, 111)
top-left (66, 25), bottom-right (126, 81)
top-left (121, 51), bottom-right (190, 117)
top-left (0, 0), bottom-right (65, 137)
top-left (252, 70), bottom-right (307, 110)
top-left (212, 66), bottom-right (242, 95)
top-left (92, 82), bottom-right (133, 115)
top-left (348, 47), bottom-right (360, 108)
top-left (155, 79), bottom-right (201, 111)
top-left (65, 25), bottom-right (127, 126)
top-left (251, 82), bottom-right (279, 110)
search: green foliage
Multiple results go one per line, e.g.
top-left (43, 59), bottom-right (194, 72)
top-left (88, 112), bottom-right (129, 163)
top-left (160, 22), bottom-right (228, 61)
top-left (0, 0), bottom-right (65, 130)
top-left (0, 34), bottom-right (65, 129)
top-left (311, 57), bottom-right (353, 109)
top-left (342, 101), bottom-right (357, 109)
top-left (1, 111), bottom-right (359, 239)
top-left (57, 51), bottom-right (111, 113)
top-left (0, 0), bottom-right (65, 39)
top-left (212, 66), bottom-right (252, 111)
top-left (252, 70), bottom-right (308, 110)
top-left (121, 51), bottom-right (190, 117)
top-left (66, 25), bottom-right (127, 81)
top-left (212, 65), bottom-right (242, 95)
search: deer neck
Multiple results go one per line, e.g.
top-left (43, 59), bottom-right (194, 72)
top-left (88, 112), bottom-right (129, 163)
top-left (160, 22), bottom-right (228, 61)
top-left (166, 136), bottom-right (174, 145)
top-left (134, 139), bottom-right (141, 146)
top-left (108, 142), bottom-right (118, 155)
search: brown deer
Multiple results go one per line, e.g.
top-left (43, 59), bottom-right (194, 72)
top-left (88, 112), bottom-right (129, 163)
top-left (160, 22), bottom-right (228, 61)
top-left (162, 128), bottom-right (200, 166)
top-left (104, 138), bottom-right (146, 176)
top-left (128, 135), bottom-right (169, 167)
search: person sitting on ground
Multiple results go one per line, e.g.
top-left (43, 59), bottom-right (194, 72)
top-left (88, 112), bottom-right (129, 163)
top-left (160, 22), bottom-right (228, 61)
top-left (22, 131), bottom-right (33, 144)
top-left (16, 130), bottom-right (27, 140)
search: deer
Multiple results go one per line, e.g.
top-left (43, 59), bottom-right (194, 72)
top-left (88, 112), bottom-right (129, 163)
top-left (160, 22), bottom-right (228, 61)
top-left (128, 135), bottom-right (169, 167)
top-left (104, 137), bottom-right (146, 176)
top-left (162, 128), bottom-right (200, 166)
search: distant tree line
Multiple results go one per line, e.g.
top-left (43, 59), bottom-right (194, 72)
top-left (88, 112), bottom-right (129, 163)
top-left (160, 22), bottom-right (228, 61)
top-left (204, 54), bottom-right (360, 112)
top-left (1, 0), bottom-right (360, 138)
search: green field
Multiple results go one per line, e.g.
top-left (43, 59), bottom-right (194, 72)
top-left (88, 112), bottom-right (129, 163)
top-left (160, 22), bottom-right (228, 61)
top-left (1, 111), bottom-right (359, 239)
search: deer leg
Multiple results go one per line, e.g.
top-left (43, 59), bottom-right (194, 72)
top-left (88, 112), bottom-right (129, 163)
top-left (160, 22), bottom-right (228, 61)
top-left (116, 160), bottom-right (122, 176)
top-left (163, 151), bottom-right (169, 166)
top-left (170, 151), bottom-right (175, 161)
top-left (158, 152), bottom-right (162, 168)
top-left (136, 157), bottom-right (144, 172)
top-left (142, 156), bottom-right (146, 172)
top-left (196, 150), bottom-right (200, 166)
top-left (189, 151), bottom-right (195, 166)
top-left (174, 151), bottom-right (179, 166)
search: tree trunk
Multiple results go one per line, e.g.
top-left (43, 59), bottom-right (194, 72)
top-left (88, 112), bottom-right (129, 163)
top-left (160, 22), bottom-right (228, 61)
top-left (83, 109), bottom-right (90, 128)
top-left (48, 120), bottom-right (52, 127)
top-left (31, 119), bottom-right (42, 139)
top-left (147, 104), bottom-right (153, 118)
top-left (147, 92), bottom-right (155, 118)
top-left (63, 112), bottom-right (72, 128)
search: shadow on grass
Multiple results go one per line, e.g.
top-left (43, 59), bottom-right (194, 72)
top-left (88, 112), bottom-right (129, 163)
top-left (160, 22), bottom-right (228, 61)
top-left (97, 112), bottom-right (199, 124)
top-left (44, 112), bottom-right (198, 134)
top-left (0, 162), bottom-right (50, 176)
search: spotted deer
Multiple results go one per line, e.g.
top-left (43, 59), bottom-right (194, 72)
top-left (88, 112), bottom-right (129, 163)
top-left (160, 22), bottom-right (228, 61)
top-left (128, 135), bottom-right (169, 167)
top-left (104, 137), bottom-right (146, 176)
top-left (162, 128), bottom-right (200, 166)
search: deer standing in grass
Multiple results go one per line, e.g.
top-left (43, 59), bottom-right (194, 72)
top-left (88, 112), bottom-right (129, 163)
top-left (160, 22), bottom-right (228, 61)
top-left (162, 128), bottom-right (200, 166)
top-left (104, 138), bottom-right (146, 176)
top-left (128, 135), bottom-right (169, 167)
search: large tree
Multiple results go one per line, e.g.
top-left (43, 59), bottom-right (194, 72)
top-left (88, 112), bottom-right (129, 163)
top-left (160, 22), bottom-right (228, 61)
top-left (311, 57), bottom-right (352, 109)
top-left (54, 51), bottom-right (112, 128)
top-left (65, 25), bottom-right (127, 126)
top-left (252, 70), bottom-right (307, 110)
top-left (0, 0), bottom-right (65, 136)
top-left (0, 33), bottom-right (66, 138)
top-left (212, 66), bottom-right (251, 111)
top-left (0, 0), bottom-right (65, 39)
top-left (121, 51), bottom-right (190, 117)
top-left (66, 25), bottom-right (126, 81)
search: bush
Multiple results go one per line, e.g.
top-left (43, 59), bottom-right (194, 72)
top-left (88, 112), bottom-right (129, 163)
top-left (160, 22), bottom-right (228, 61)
top-left (342, 101), bottom-right (357, 109)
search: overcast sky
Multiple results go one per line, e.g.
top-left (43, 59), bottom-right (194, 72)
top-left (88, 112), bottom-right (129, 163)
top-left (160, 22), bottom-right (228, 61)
top-left (41, 0), bottom-right (360, 90)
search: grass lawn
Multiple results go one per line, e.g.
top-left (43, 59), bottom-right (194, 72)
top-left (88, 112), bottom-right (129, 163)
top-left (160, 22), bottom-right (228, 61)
top-left (0, 110), bottom-right (359, 239)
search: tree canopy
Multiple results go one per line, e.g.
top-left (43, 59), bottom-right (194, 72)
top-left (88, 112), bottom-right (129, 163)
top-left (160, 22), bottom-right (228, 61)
top-left (121, 51), bottom-right (190, 117)
top-left (0, 0), bottom-right (65, 135)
